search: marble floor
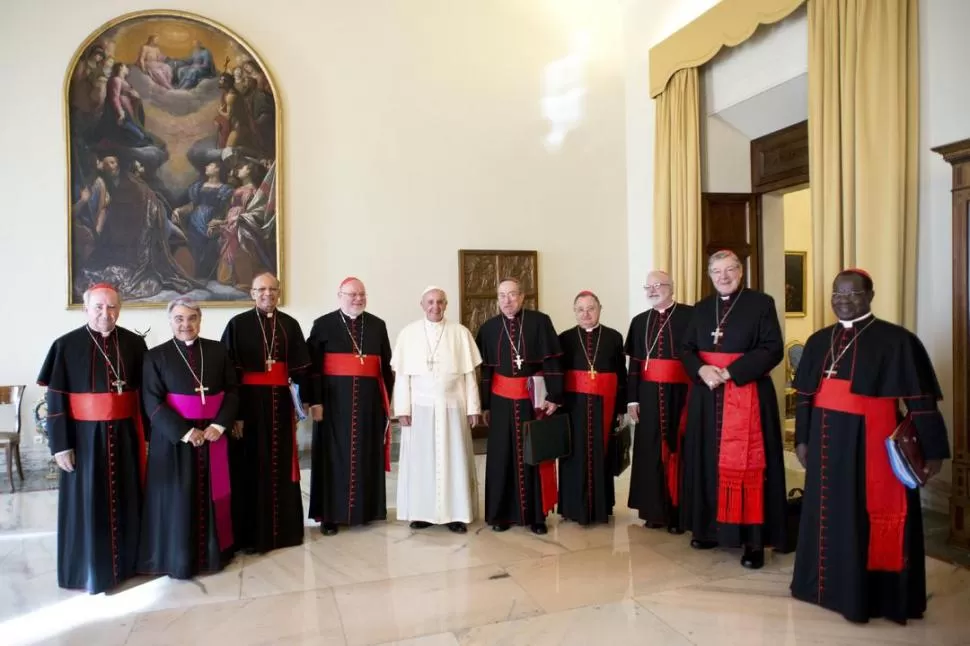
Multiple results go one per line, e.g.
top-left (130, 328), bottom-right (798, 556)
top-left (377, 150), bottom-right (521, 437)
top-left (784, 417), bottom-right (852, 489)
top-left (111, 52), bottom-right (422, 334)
top-left (2, 459), bottom-right (970, 646)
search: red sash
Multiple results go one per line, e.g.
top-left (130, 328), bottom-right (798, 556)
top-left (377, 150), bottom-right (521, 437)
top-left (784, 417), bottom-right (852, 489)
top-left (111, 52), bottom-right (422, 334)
top-left (241, 361), bottom-right (289, 386)
top-left (491, 373), bottom-right (558, 516)
top-left (564, 370), bottom-right (617, 449)
top-left (323, 353), bottom-right (392, 472)
top-left (641, 358), bottom-right (691, 506)
top-left (241, 361), bottom-right (300, 483)
top-left (68, 392), bottom-right (147, 488)
top-left (698, 351), bottom-right (765, 525)
top-left (814, 378), bottom-right (906, 572)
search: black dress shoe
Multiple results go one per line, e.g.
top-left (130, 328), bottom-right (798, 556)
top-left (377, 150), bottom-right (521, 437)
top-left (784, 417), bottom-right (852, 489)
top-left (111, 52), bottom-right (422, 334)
top-left (492, 523), bottom-right (511, 532)
top-left (690, 539), bottom-right (717, 550)
top-left (447, 522), bottom-right (467, 534)
top-left (530, 523), bottom-right (548, 535)
top-left (741, 547), bottom-right (765, 569)
top-left (644, 521), bottom-right (665, 530)
top-left (409, 521), bottom-right (432, 529)
top-left (667, 526), bottom-right (685, 535)
top-left (321, 523), bottom-right (339, 536)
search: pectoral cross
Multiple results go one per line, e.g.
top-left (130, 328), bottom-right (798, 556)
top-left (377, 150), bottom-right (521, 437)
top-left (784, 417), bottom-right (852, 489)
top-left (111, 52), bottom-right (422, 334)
top-left (588, 367), bottom-right (597, 380)
top-left (358, 353), bottom-right (366, 365)
top-left (427, 356), bottom-right (438, 371)
top-left (195, 384), bottom-right (209, 406)
top-left (514, 354), bottom-right (523, 370)
top-left (112, 379), bottom-right (126, 394)
top-left (711, 327), bottom-right (724, 344)
top-left (265, 357), bottom-right (276, 371)
top-left (824, 365), bottom-right (838, 379)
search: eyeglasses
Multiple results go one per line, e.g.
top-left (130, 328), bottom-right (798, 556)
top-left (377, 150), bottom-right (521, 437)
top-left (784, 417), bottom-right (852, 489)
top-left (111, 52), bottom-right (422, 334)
top-left (709, 265), bottom-right (741, 278)
top-left (252, 287), bottom-right (280, 294)
top-left (643, 282), bottom-right (671, 290)
top-left (498, 291), bottom-right (521, 299)
top-left (340, 291), bottom-right (367, 299)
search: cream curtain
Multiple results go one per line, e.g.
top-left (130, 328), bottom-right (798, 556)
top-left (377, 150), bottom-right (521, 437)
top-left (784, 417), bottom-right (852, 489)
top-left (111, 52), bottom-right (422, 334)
top-left (808, 0), bottom-right (919, 329)
top-left (654, 67), bottom-right (702, 303)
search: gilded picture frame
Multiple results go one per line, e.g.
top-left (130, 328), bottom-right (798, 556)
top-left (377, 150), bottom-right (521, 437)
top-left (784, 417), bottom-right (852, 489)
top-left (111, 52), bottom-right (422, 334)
top-left (65, 10), bottom-right (282, 308)
top-left (784, 251), bottom-right (807, 318)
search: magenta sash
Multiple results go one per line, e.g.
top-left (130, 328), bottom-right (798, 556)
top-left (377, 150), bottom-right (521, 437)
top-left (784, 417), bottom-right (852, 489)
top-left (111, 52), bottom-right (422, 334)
top-left (165, 392), bottom-right (233, 551)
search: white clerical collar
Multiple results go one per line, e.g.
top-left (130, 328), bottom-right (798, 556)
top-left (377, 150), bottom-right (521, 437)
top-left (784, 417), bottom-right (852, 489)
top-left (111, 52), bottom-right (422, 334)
top-left (581, 325), bottom-right (599, 333)
top-left (425, 317), bottom-right (445, 327)
top-left (839, 312), bottom-right (873, 328)
top-left (181, 337), bottom-right (197, 346)
top-left (653, 302), bottom-right (674, 314)
top-left (341, 310), bottom-right (359, 321)
top-left (259, 309), bottom-right (274, 318)
top-left (88, 325), bottom-right (115, 338)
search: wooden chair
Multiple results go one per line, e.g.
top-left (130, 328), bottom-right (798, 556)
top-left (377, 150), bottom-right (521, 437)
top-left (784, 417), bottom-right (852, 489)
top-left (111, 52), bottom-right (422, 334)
top-left (0, 385), bottom-right (26, 493)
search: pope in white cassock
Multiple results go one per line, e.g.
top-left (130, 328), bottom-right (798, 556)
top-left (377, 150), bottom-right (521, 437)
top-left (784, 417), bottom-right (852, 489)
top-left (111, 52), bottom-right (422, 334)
top-left (391, 286), bottom-right (483, 533)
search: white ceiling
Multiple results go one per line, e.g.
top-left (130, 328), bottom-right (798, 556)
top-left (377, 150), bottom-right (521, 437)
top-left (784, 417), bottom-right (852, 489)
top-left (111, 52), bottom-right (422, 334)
top-left (714, 73), bottom-right (808, 139)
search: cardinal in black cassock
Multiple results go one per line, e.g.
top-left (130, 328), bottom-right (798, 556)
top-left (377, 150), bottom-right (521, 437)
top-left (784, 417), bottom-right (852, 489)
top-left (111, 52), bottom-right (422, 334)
top-left (139, 300), bottom-right (239, 579)
top-left (790, 269), bottom-right (950, 624)
top-left (37, 283), bottom-right (148, 594)
top-left (557, 291), bottom-right (626, 526)
top-left (221, 273), bottom-right (312, 554)
top-left (307, 277), bottom-right (394, 536)
top-left (476, 279), bottom-right (563, 534)
top-left (681, 251), bottom-right (787, 569)
top-left (625, 271), bottom-right (694, 532)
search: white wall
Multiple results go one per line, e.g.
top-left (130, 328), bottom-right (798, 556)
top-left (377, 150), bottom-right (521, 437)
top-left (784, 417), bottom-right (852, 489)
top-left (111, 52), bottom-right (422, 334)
top-left (624, 0), bottom-right (721, 313)
top-left (701, 114), bottom-right (752, 193)
top-left (918, 0), bottom-right (970, 490)
top-left (0, 0), bottom-right (636, 433)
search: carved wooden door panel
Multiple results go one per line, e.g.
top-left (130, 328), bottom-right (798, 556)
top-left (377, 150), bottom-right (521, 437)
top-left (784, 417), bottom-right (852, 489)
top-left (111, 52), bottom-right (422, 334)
top-left (700, 193), bottom-right (761, 299)
top-left (458, 250), bottom-right (539, 339)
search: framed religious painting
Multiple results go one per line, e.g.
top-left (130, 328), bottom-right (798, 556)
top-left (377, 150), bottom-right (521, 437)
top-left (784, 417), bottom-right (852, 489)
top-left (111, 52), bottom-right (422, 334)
top-left (65, 10), bottom-right (282, 307)
top-left (784, 251), bottom-right (807, 318)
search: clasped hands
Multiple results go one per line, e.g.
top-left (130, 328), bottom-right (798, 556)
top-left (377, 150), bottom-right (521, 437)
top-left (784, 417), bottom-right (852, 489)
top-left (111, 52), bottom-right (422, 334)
top-left (185, 425), bottom-right (223, 447)
top-left (698, 364), bottom-right (731, 390)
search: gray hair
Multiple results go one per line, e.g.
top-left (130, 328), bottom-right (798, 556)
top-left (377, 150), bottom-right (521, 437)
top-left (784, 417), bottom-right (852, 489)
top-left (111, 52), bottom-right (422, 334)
top-left (167, 298), bottom-right (202, 316)
top-left (82, 284), bottom-right (119, 307)
top-left (497, 277), bottom-right (522, 291)
top-left (708, 250), bottom-right (741, 271)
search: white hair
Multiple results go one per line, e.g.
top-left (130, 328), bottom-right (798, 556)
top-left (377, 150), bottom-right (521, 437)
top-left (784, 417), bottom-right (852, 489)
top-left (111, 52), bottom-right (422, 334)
top-left (708, 250), bottom-right (741, 270)
top-left (167, 298), bottom-right (201, 316)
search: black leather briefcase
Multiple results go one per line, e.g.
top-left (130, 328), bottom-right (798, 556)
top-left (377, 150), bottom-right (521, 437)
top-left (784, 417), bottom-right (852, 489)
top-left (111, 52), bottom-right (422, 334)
top-left (522, 415), bottom-right (571, 465)
top-left (610, 423), bottom-right (632, 476)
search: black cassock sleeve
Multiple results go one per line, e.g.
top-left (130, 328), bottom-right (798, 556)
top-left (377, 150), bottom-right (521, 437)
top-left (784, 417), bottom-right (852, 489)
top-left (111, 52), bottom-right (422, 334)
top-left (287, 320), bottom-right (314, 409)
top-left (540, 316), bottom-right (564, 405)
top-left (219, 321), bottom-right (243, 421)
top-left (305, 320), bottom-right (325, 407)
top-left (476, 326), bottom-right (493, 412)
top-left (794, 393), bottom-right (813, 447)
top-left (38, 340), bottom-right (72, 455)
top-left (213, 348), bottom-right (239, 429)
top-left (612, 331), bottom-right (628, 417)
top-left (624, 320), bottom-right (641, 405)
top-left (680, 310), bottom-right (704, 382)
top-left (726, 297), bottom-right (784, 386)
top-left (143, 352), bottom-right (193, 445)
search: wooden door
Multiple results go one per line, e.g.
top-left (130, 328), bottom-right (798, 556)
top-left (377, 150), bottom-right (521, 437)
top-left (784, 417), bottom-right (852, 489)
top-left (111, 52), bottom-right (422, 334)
top-left (701, 193), bottom-right (761, 299)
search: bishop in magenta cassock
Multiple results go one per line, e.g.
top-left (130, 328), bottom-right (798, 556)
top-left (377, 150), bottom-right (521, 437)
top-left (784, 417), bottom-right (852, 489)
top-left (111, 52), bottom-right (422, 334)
top-left (139, 299), bottom-right (239, 579)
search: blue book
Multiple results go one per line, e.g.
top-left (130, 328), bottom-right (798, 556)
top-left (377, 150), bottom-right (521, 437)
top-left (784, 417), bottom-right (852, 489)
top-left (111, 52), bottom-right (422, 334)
top-left (289, 381), bottom-right (307, 421)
